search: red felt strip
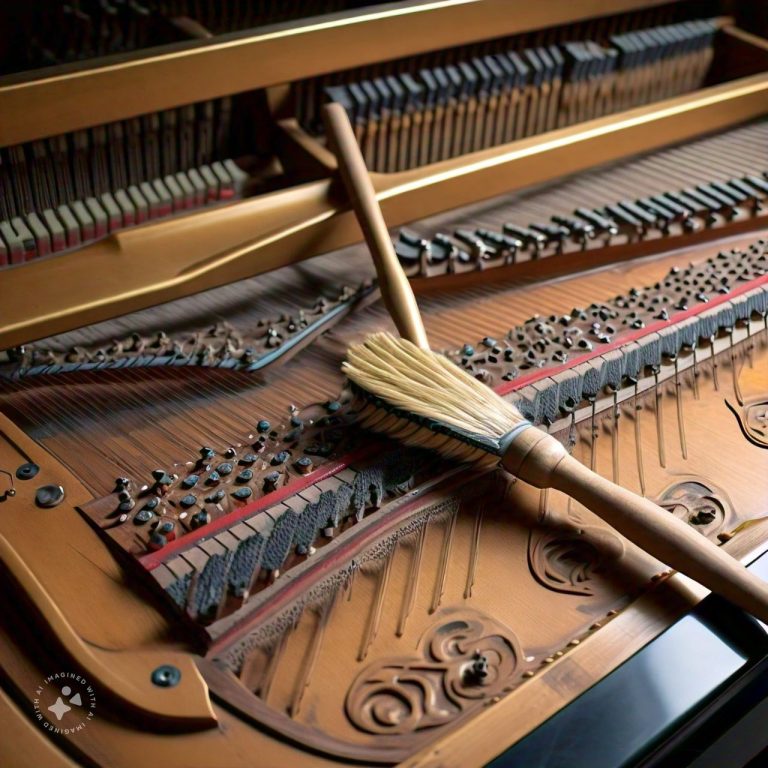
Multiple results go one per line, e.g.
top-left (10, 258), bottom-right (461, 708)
top-left (146, 271), bottom-right (768, 572)
top-left (142, 442), bottom-right (381, 570)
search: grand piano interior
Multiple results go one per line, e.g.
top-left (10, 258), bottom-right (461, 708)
top-left (2, 2), bottom-right (768, 766)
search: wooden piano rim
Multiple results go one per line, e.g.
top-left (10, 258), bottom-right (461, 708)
top-left (0, 0), bottom-right (678, 147)
top-left (2, 54), bottom-right (768, 351)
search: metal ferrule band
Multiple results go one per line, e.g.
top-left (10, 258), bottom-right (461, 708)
top-left (497, 421), bottom-right (533, 455)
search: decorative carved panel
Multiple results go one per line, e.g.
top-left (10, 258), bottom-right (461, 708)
top-left (652, 477), bottom-right (736, 541)
top-left (727, 396), bottom-right (768, 449)
top-left (527, 526), bottom-right (625, 596)
top-left (346, 613), bottom-right (521, 735)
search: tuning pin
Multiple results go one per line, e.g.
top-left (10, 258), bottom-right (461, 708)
top-left (117, 490), bottom-right (135, 512)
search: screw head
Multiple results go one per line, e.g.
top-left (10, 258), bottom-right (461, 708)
top-left (151, 665), bottom-right (181, 688)
top-left (16, 462), bottom-right (40, 480)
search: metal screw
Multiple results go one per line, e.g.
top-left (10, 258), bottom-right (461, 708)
top-left (151, 665), bottom-right (181, 688)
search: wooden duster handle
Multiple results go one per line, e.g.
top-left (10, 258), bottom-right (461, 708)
top-left (504, 429), bottom-right (768, 622)
top-left (556, 456), bottom-right (768, 621)
top-left (322, 102), bottom-right (429, 350)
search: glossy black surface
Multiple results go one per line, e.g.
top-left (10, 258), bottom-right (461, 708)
top-left (489, 551), bottom-right (768, 768)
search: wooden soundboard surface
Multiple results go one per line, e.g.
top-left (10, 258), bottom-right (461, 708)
top-left (1, 225), bottom-right (768, 766)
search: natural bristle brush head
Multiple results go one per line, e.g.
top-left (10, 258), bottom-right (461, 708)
top-left (342, 334), bottom-right (768, 627)
top-left (343, 333), bottom-right (535, 469)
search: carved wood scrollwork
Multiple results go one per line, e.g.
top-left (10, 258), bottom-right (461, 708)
top-left (652, 477), bottom-right (735, 541)
top-left (527, 519), bottom-right (625, 597)
top-left (527, 474), bottom-right (736, 595)
top-left (528, 533), bottom-right (613, 596)
top-left (727, 397), bottom-right (768, 449)
top-left (345, 614), bottom-right (521, 735)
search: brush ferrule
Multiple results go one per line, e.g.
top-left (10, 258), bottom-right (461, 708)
top-left (500, 428), bottom-right (569, 487)
top-left (497, 421), bottom-right (533, 455)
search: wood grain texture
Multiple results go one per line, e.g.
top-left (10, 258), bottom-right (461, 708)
top-left (404, 523), bottom-right (768, 768)
top-left (1, 163), bottom-right (768, 768)
top-left (193, 323), bottom-right (768, 763)
top-left (1, 236), bottom-right (768, 767)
